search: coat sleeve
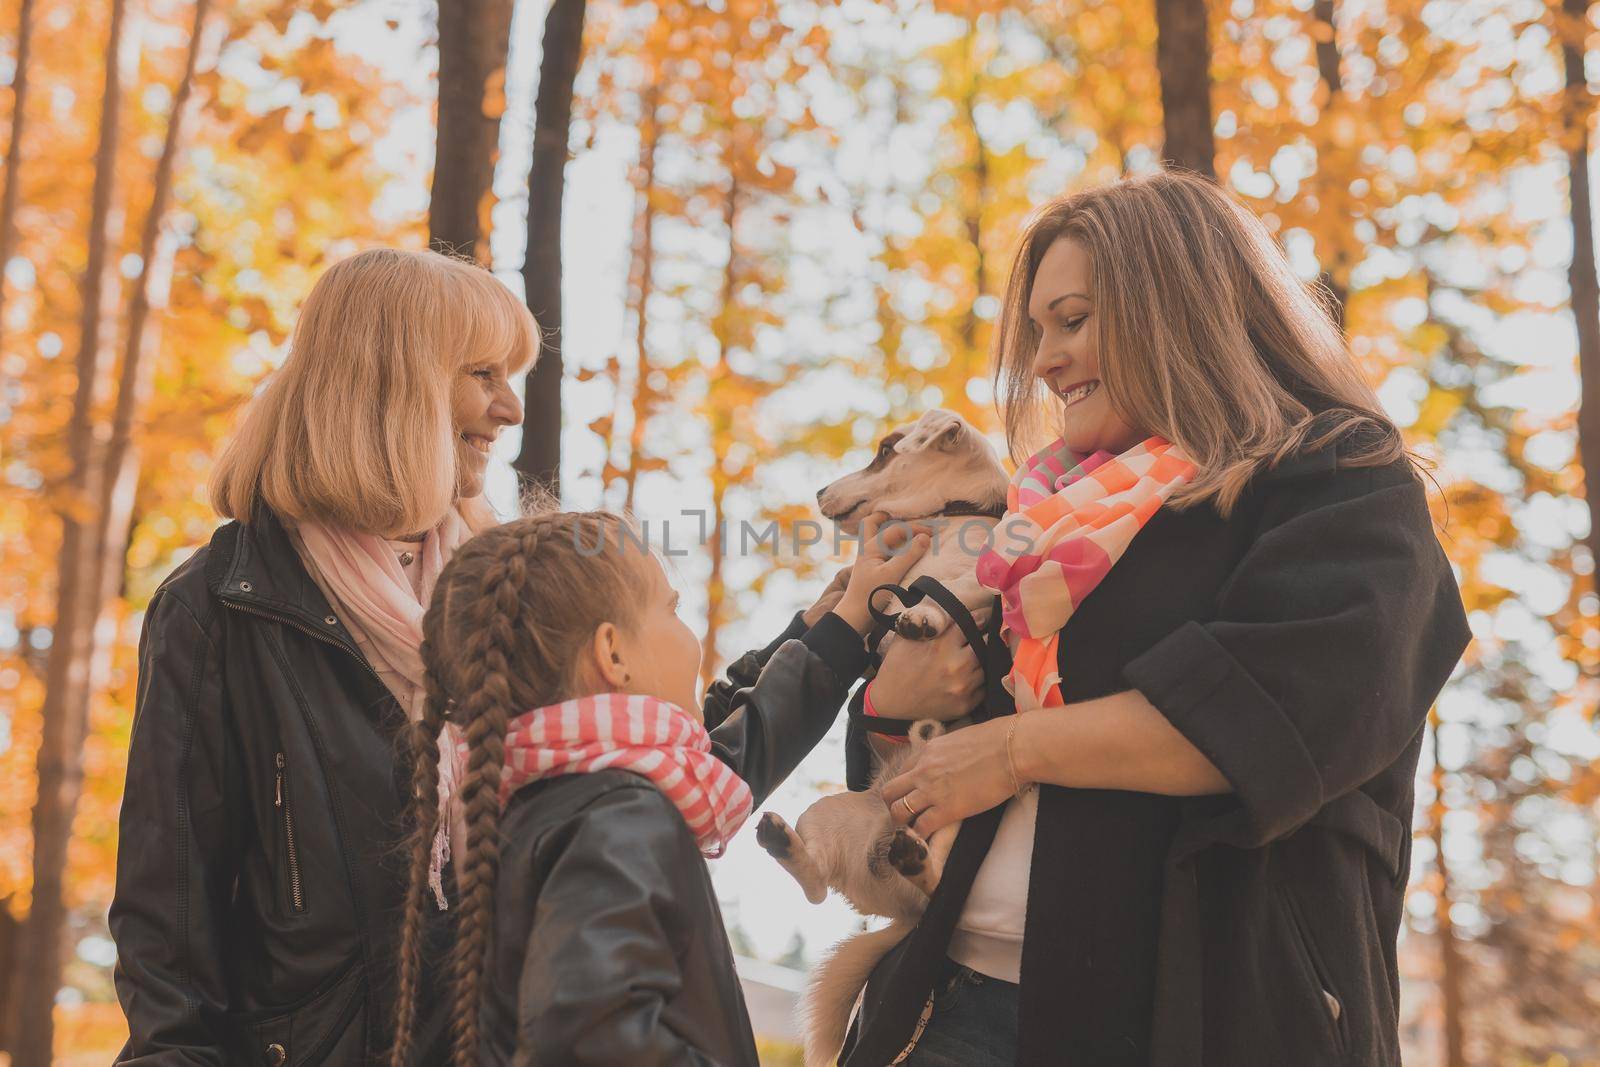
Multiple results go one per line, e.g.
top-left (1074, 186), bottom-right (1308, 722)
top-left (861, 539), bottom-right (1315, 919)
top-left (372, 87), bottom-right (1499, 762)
top-left (1122, 466), bottom-right (1471, 847)
top-left (514, 785), bottom-right (732, 1067)
top-left (707, 612), bottom-right (867, 807)
top-left (110, 588), bottom-right (242, 1065)
top-left (701, 611), bottom-right (807, 731)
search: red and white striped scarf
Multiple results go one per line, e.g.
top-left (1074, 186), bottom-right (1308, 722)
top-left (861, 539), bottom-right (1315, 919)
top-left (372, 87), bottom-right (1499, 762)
top-left (489, 692), bottom-right (753, 857)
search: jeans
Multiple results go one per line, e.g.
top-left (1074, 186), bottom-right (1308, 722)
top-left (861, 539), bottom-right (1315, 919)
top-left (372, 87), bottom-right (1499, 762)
top-left (897, 959), bottom-right (1019, 1067)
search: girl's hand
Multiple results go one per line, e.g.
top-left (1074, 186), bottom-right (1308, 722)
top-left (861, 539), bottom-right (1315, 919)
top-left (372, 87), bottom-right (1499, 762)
top-left (832, 513), bottom-right (930, 635)
top-left (801, 567), bottom-right (851, 628)
top-left (871, 625), bottom-right (985, 720)
top-left (881, 715), bottom-right (1019, 836)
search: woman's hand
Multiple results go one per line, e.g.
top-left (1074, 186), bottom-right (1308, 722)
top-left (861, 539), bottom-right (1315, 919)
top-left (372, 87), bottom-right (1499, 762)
top-left (871, 625), bottom-right (985, 720)
top-left (801, 567), bottom-right (851, 629)
top-left (881, 714), bottom-right (1020, 836)
top-left (832, 513), bottom-right (930, 635)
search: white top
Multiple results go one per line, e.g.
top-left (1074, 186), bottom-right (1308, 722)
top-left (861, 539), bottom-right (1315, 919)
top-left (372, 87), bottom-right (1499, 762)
top-left (946, 788), bottom-right (1037, 983)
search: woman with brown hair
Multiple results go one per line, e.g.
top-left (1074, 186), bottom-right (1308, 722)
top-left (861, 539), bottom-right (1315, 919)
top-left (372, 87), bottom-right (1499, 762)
top-left (387, 511), bottom-right (930, 1065)
top-left (851, 172), bottom-right (1472, 1066)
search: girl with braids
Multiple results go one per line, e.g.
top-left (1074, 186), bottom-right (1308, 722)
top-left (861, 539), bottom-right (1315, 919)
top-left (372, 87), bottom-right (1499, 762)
top-left (389, 510), bottom-right (931, 1066)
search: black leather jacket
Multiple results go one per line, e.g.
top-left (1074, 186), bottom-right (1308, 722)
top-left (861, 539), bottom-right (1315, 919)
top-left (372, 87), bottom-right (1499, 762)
top-left (111, 508), bottom-right (864, 1066)
top-left (111, 510), bottom-right (459, 1065)
top-left (481, 613), bottom-right (868, 1065)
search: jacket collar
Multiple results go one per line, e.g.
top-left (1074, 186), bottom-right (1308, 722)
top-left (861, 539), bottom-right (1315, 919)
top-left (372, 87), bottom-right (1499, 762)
top-left (207, 508), bottom-right (359, 648)
top-left (1256, 440), bottom-right (1340, 484)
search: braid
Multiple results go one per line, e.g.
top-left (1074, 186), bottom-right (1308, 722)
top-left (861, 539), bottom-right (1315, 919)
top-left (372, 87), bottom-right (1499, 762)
top-left (388, 652), bottom-right (448, 1067)
top-left (446, 533), bottom-right (531, 1065)
top-left (389, 510), bottom-right (645, 1064)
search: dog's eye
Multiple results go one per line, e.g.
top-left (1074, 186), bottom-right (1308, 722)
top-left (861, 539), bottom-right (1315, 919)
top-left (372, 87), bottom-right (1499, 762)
top-left (878, 441), bottom-right (894, 457)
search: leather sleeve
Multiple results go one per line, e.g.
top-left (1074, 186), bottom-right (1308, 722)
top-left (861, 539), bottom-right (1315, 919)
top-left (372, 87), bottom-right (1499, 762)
top-left (110, 588), bottom-right (242, 1064)
top-left (707, 612), bottom-right (867, 807)
top-left (700, 611), bottom-right (806, 731)
top-left (514, 784), bottom-right (730, 1067)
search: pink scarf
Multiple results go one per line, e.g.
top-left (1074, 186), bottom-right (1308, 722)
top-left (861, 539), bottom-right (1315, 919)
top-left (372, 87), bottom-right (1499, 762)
top-left (976, 437), bottom-right (1196, 710)
top-left (490, 692), bottom-right (753, 857)
top-left (295, 509), bottom-right (471, 908)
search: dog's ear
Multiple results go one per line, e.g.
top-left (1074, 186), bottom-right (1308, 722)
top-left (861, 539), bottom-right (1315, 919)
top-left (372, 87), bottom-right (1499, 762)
top-left (900, 409), bottom-right (966, 453)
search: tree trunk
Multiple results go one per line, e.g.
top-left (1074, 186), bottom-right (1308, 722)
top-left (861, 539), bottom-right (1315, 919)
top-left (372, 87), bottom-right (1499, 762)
top-left (0, 897), bottom-right (15, 1052)
top-left (1430, 720), bottom-right (1467, 1067)
top-left (95, 0), bottom-right (214, 614)
top-left (621, 86), bottom-right (660, 515)
top-left (1311, 0), bottom-right (1349, 326)
top-left (700, 177), bottom-right (739, 691)
top-left (1563, 0), bottom-right (1600, 594)
top-left (1154, 0), bottom-right (1215, 179)
top-left (0, 0), bottom-right (36, 358)
top-left (6, 2), bottom-right (129, 1063)
top-left (429, 0), bottom-right (514, 261)
top-left (514, 0), bottom-right (587, 498)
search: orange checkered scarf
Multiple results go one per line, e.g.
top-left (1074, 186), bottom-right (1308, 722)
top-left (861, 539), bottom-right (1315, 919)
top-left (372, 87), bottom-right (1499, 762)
top-left (976, 437), bottom-right (1197, 710)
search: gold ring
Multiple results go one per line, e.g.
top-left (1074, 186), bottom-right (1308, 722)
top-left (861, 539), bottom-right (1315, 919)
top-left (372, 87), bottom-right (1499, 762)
top-left (898, 796), bottom-right (918, 821)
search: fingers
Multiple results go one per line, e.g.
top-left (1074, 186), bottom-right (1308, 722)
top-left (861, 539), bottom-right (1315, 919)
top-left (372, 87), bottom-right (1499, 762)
top-left (877, 534), bottom-right (930, 581)
top-left (881, 769), bottom-right (914, 805)
top-left (861, 512), bottom-right (933, 558)
top-left (887, 788), bottom-right (927, 828)
top-left (909, 805), bottom-right (952, 836)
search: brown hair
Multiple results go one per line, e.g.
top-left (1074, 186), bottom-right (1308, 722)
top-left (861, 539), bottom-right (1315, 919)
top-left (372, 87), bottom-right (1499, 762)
top-left (993, 170), bottom-right (1410, 516)
top-left (210, 247), bottom-right (538, 537)
top-left (388, 510), bottom-right (647, 1067)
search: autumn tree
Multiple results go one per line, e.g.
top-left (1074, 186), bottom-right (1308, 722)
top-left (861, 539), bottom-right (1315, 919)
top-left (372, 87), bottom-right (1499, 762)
top-left (1562, 0), bottom-right (1600, 609)
top-left (1, 2), bottom-right (411, 1058)
top-left (430, 0), bottom-right (514, 259)
top-left (7, 3), bottom-right (131, 1060)
top-left (1155, 0), bottom-right (1216, 176)
top-left (515, 0), bottom-right (588, 498)
top-left (0, 0), bottom-right (34, 358)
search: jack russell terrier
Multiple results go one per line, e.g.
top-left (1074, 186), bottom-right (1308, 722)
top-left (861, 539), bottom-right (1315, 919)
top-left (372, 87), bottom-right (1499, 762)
top-left (756, 408), bottom-right (1010, 1067)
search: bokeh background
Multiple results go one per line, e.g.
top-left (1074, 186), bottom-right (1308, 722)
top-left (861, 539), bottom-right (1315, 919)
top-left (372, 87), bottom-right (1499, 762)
top-left (1, 0), bottom-right (1597, 1063)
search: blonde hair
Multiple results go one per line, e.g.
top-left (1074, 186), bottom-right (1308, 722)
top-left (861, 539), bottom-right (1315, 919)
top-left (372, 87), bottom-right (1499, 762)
top-left (993, 171), bottom-right (1410, 516)
top-left (389, 510), bottom-right (647, 1067)
top-left (209, 248), bottom-right (538, 537)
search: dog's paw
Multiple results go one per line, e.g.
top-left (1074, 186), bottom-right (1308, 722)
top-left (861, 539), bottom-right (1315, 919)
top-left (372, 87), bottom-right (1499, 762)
top-left (887, 828), bottom-right (929, 878)
top-left (895, 603), bottom-right (947, 641)
top-left (756, 812), bottom-right (798, 860)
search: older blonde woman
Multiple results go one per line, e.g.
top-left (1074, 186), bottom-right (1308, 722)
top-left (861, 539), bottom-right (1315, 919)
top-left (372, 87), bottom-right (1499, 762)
top-left (853, 173), bottom-right (1471, 1067)
top-left (110, 249), bottom-right (535, 1065)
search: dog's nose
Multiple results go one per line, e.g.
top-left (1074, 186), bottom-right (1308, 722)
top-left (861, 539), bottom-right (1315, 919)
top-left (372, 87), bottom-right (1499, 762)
top-left (816, 488), bottom-right (825, 503)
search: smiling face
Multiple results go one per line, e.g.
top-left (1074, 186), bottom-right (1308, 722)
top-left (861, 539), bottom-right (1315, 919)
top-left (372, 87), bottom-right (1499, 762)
top-left (1027, 237), bottom-right (1145, 457)
top-left (450, 357), bottom-right (524, 500)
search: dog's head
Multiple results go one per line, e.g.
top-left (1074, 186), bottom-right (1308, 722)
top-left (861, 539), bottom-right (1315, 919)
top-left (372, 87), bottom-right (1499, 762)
top-left (817, 409), bottom-right (1007, 530)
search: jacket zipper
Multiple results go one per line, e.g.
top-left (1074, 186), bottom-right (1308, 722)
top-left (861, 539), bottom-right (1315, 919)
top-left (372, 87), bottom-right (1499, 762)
top-left (275, 752), bottom-right (307, 913)
top-left (221, 598), bottom-right (380, 682)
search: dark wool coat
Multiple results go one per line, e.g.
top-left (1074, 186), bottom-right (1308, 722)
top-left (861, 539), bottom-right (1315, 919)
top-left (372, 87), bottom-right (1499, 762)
top-left (843, 432), bottom-right (1472, 1067)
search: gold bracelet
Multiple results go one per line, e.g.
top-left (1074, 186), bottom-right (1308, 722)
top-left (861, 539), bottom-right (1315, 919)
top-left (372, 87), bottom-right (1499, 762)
top-left (1005, 715), bottom-right (1036, 798)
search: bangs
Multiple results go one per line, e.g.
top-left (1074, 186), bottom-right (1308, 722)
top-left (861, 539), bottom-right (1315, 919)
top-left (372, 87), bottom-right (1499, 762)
top-left (441, 264), bottom-right (540, 375)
